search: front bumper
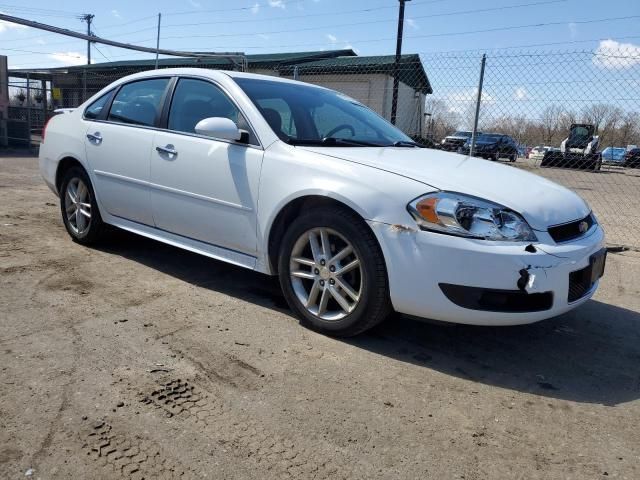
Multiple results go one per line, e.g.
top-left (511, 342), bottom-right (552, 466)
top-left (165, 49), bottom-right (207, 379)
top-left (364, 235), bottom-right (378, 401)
top-left (368, 221), bottom-right (605, 326)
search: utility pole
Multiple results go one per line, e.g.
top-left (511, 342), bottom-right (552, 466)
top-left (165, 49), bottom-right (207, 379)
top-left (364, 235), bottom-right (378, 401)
top-left (390, 0), bottom-right (410, 126)
top-left (80, 14), bottom-right (94, 65)
top-left (155, 13), bottom-right (161, 69)
top-left (469, 54), bottom-right (487, 158)
top-left (80, 14), bottom-right (94, 103)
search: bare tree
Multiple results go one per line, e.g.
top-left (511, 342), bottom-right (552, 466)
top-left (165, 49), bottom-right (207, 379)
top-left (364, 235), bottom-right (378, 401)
top-left (539, 105), bottom-right (565, 144)
top-left (425, 97), bottom-right (461, 141)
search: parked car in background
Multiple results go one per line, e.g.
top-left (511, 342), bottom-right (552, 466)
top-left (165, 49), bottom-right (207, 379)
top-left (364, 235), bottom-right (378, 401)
top-left (529, 146), bottom-right (556, 162)
top-left (440, 130), bottom-right (476, 152)
top-left (39, 68), bottom-right (606, 337)
top-left (460, 133), bottom-right (519, 162)
top-left (601, 147), bottom-right (627, 164)
top-left (624, 147), bottom-right (640, 168)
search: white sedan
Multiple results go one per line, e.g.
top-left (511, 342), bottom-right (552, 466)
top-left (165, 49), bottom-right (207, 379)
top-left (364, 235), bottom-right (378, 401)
top-left (39, 69), bottom-right (606, 336)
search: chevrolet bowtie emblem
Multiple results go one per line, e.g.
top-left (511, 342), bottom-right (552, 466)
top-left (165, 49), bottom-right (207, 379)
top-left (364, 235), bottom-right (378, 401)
top-left (578, 221), bottom-right (589, 233)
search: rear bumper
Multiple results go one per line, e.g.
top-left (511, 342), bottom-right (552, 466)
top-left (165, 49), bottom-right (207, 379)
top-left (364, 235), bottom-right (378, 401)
top-left (368, 220), bottom-right (605, 326)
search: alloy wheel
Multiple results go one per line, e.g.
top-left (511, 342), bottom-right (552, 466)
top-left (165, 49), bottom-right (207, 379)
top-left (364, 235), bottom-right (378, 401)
top-left (65, 177), bottom-right (92, 235)
top-left (289, 227), bottom-right (363, 321)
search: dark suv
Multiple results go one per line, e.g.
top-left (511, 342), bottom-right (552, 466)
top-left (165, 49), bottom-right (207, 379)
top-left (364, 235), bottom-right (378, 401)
top-left (624, 148), bottom-right (640, 168)
top-left (440, 130), bottom-right (478, 152)
top-left (460, 133), bottom-right (519, 162)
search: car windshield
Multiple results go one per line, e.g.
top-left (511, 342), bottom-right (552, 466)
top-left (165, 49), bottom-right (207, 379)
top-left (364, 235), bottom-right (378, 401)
top-left (477, 134), bottom-right (502, 142)
top-left (570, 126), bottom-right (592, 140)
top-left (234, 77), bottom-right (414, 147)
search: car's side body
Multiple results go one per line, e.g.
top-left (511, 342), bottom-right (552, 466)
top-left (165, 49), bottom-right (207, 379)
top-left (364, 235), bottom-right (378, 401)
top-left (40, 69), bottom-right (430, 273)
top-left (40, 68), bottom-right (606, 329)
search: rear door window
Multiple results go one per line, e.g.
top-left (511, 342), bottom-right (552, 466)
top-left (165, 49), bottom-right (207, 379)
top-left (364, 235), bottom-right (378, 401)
top-left (108, 78), bottom-right (169, 127)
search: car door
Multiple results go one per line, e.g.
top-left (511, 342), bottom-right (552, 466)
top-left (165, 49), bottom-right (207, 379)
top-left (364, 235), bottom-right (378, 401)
top-left (84, 77), bottom-right (170, 226)
top-left (150, 77), bottom-right (263, 255)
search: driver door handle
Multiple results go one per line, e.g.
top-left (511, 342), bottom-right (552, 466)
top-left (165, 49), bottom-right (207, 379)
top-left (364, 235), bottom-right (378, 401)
top-left (156, 144), bottom-right (178, 156)
top-left (86, 132), bottom-right (102, 144)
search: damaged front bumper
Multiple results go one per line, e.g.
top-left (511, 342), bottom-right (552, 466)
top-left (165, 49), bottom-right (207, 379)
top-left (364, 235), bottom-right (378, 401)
top-left (368, 220), bottom-right (606, 326)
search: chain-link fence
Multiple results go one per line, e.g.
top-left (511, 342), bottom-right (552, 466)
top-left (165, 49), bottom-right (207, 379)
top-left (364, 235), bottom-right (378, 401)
top-left (4, 47), bottom-right (639, 248)
top-left (418, 49), bottom-right (640, 249)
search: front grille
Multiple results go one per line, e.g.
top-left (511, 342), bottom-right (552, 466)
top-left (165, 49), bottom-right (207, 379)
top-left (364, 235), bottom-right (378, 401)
top-left (567, 249), bottom-right (606, 302)
top-left (568, 265), bottom-right (593, 302)
top-left (548, 213), bottom-right (595, 243)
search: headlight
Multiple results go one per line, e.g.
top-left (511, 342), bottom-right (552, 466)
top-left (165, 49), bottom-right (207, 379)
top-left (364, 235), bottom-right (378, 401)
top-left (407, 192), bottom-right (537, 241)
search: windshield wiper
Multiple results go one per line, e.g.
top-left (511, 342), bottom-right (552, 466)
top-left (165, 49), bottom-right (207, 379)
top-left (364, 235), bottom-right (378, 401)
top-left (286, 137), bottom-right (382, 147)
top-left (392, 140), bottom-right (423, 148)
top-left (321, 137), bottom-right (383, 147)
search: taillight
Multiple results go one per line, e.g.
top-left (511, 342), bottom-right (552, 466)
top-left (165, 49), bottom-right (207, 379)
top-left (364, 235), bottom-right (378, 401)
top-left (42, 115), bottom-right (54, 142)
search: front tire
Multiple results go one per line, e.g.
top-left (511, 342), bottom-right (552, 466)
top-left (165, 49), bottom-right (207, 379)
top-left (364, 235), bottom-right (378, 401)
top-left (278, 206), bottom-right (392, 337)
top-left (59, 166), bottom-right (105, 245)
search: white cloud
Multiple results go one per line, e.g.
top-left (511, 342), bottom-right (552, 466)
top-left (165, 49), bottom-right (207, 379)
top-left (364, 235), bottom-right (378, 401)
top-left (250, 2), bottom-right (260, 14)
top-left (514, 87), bottom-right (528, 100)
top-left (406, 18), bottom-right (419, 30)
top-left (326, 33), bottom-right (337, 44)
top-left (593, 39), bottom-right (640, 70)
top-left (0, 14), bottom-right (28, 33)
top-left (447, 88), bottom-right (495, 113)
top-left (268, 0), bottom-right (285, 8)
top-left (568, 22), bottom-right (577, 38)
top-left (258, 33), bottom-right (270, 40)
top-left (188, 0), bottom-right (201, 8)
top-left (49, 51), bottom-right (87, 66)
top-left (111, 9), bottom-right (121, 19)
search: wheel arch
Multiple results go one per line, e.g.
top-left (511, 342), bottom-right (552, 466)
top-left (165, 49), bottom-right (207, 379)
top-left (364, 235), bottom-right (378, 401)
top-left (55, 156), bottom-right (85, 193)
top-left (266, 194), bottom-right (383, 275)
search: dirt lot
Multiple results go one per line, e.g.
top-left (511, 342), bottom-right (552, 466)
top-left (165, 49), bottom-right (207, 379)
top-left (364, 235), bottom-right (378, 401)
top-left (1, 156), bottom-right (640, 479)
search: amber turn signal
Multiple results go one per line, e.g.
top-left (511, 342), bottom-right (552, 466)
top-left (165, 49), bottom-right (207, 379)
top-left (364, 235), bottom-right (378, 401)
top-left (415, 197), bottom-right (440, 224)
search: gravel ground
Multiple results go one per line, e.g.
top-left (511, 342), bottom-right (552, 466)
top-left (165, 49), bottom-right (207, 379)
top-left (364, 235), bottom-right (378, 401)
top-left (1, 156), bottom-right (639, 479)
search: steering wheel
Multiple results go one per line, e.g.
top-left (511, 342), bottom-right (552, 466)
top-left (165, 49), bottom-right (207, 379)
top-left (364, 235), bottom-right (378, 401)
top-left (324, 124), bottom-right (355, 139)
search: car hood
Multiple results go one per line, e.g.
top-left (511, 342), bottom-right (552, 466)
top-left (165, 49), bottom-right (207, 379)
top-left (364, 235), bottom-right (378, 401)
top-left (298, 146), bottom-right (590, 230)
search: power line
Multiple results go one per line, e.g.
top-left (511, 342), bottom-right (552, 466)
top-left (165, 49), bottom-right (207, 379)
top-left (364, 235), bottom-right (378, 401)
top-left (0, 3), bottom-right (80, 18)
top-left (169, 14), bottom-right (640, 50)
top-left (92, 44), bottom-right (111, 62)
top-left (160, 0), bottom-right (564, 33)
top-left (0, 13), bottom-right (245, 61)
top-left (155, 0), bottom-right (566, 41)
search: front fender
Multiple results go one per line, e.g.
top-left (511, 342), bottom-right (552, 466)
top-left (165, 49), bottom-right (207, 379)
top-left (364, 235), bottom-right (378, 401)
top-left (255, 142), bottom-right (433, 273)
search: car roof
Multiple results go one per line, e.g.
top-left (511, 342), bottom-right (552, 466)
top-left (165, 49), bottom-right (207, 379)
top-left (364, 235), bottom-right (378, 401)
top-left (118, 67), bottom-right (327, 90)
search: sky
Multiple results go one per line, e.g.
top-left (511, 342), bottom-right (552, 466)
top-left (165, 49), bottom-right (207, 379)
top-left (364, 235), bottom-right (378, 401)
top-left (1, 0), bottom-right (639, 68)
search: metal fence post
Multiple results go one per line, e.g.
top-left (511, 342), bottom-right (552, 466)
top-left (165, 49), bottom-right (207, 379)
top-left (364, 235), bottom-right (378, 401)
top-left (469, 53), bottom-right (486, 157)
top-left (26, 71), bottom-right (31, 149)
top-left (155, 13), bottom-right (161, 69)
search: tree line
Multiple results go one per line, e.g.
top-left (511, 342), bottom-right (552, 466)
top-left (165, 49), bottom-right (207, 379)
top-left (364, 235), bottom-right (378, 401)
top-left (425, 98), bottom-right (640, 149)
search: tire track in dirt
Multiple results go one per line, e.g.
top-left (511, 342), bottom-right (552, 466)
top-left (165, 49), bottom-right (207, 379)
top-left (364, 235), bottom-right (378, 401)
top-left (83, 420), bottom-right (192, 479)
top-left (137, 378), bottom-right (365, 480)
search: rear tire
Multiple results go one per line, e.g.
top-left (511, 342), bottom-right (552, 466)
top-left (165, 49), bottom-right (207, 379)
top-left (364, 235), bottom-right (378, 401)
top-left (278, 206), bottom-right (392, 337)
top-left (59, 166), bottom-right (106, 245)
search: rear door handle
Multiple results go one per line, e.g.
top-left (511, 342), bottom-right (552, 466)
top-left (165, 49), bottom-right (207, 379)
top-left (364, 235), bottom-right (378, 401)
top-left (156, 144), bottom-right (177, 156)
top-left (86, 132), bottom-right (102, 144)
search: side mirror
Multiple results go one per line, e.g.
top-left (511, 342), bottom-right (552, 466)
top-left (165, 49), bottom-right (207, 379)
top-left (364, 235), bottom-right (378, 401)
top-left (194, 117), bottom-right (242, 142)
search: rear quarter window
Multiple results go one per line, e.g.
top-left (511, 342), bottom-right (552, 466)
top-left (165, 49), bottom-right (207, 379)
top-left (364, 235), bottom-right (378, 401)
top-left (84, 91), bottom-right (114, 120)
